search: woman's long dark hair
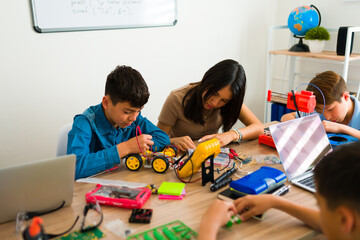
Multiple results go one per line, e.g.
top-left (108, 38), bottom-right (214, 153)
top-left (182, 59), bottom-right (246, 132)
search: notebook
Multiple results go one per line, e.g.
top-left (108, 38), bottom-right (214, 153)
top-left (0, 154), bottom-right (76, 223)
top-left (269, 114), bottom-right (332, 193)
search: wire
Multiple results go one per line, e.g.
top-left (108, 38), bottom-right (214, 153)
top-left (135, 126), bottom-right (180, 167)
top-left (173, 157), bottom-right (201, 183)
top-left (295, 82), bottom-right (326, 117)
top-left (135, 125), bottom-right (147, 156)
top-left (214, 152), bottom-right (233, 172)
top-left (291, 90), bottom-right (301, 118)
top-left (173, 151), bottom-right (205, 183)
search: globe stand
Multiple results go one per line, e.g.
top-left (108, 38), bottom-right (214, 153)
top-left (289, 36), bottom-right (309, 52)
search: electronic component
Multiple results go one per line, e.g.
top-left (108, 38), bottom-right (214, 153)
top-left (213, 167), bottom-right (237, 185)
top-left (258, 130), bottom-right (276, 148)
top-left (85, 184), bottom-right (151, 209)
top-left (210, 178), bottom-right (233, 192)
top-left (129, 209), bottom-right (153, 223)
top-left (286, 90), bottom-right (316, 113)
top-left (225, 215), bottom-right (242, 227)
top-left (230, 166), bottom-right (287, 195)
top-left (178, 139), bottom-right (220, 179)
top-left (209, 167), bottom-right (236, 192)
top-left (127, 220), bottom-right (197, 239)
top-left (267, 90), bottom-right (316, 114)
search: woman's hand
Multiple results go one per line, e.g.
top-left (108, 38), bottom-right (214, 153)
top-left (199, 131), bottom-right (237, 147)
top-left (157, 121), bottom-right (196, 151)
top-left (171, 136), bottom-right (196, 152)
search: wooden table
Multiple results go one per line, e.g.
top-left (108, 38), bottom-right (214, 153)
top-left (0, 139), bottom-right (321, 240)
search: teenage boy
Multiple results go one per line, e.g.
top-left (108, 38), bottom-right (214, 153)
top-left (281, 71), bottom-right (360, 139)
top-left (67, 65), bottom-right (170, 179)
top-left (199, 142), bottom-right (360, 240)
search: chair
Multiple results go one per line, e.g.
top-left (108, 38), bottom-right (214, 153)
top-left (56, 123), bottom-right (73, 156)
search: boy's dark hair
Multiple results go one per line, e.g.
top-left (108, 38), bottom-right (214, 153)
top-left (105, 65), bottom-right (149, 107)
top-left (315, 142), bottom-right (360, 213)
top-left (306, 71), bottom-right (348, 107)
top-left (182, 59), bottom-right (246, 132)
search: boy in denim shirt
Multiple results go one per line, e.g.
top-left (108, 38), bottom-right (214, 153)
top-left (68, 65), bottom-right (170, 179)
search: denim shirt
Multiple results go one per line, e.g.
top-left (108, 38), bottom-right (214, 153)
top-left (67, 103), bottom-right (170, 179)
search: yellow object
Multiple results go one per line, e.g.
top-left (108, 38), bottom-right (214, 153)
top-left (178, 139), bottom-right (220, 179)
top-left (152, 156), bottom-right (169, 173)
top-left (124, 146), bottom-right (178, 173)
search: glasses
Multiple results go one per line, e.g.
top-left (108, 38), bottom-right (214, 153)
top-left (16, 198), bottom-right (103, 239)
top-left (79, 199), bottom-right (103, 232)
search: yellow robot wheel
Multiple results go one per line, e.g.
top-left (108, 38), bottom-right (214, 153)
top-left (163, 145), bottom-right (179, 157)
top-left (125, 154), bottom-right (142, 171)
top-left (152, 156), bottom-right (169, 173)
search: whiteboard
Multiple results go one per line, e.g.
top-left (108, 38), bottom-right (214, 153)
top-left (30, 0), bottom-right (177, 33)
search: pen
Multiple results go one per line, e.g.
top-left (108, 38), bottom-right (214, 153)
top-left (273, 185), bottom-right (291, 196)
top-left (89, 166), bottom-right (119, 177)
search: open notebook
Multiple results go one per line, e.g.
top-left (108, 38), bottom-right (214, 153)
top-left (269, 114), bottom-right (332, 193)
top-left (0, 154), bottom-right (75, 223)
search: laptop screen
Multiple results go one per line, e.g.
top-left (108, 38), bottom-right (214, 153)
top-left (269, 115), bottom-right (332, 181)
top-left (0, 154), bottom-right (75, 223)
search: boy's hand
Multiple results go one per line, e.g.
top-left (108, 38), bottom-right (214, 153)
top-left (171, 136), bottom-right (196, 152)
top-left (199, 131), bottom-right (236, 147)
top-left (322, 120), bottom-right (343, 133)
top-left (281, 112), bottom-right (296, 122)
top-left (117, 134), bottom-right (154, 158)
top-left (234, 195), bottom-right (278, 221)
top-left (199, 199), bottom-right (236, 240)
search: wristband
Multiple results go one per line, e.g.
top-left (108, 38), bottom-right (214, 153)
top-left (231, 129), bottom-right (243, 143)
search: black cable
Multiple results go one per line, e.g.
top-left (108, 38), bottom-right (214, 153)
top-left (173, 152), bottom-right (187, 166)
top-left (291, 90), bottom-right (301, 118)
top-left (173, 155), bottom-right (197, 183)
top-left (26, 201), bottom-right (65, 219)
top-left (47, 216), bottom-right (80, 239)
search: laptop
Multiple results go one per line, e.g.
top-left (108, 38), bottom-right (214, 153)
top-left (269, 114), bottom-right (332, 193)
top-left (0, 154), bottom-right (76, 223)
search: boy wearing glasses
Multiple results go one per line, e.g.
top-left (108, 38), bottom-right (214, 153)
top-left (199, 142), bottom-right (360, 240)
top-left (68, 65), bottom-right (170, 179)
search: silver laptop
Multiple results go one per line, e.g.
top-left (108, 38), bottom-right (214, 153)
top-left (269, 115), bottom-right (332, 193)
top-left (0, 154), bottom-right (76, 223)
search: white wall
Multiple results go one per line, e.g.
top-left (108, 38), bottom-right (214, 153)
top-left (0, 0), bottom-right (276, 164)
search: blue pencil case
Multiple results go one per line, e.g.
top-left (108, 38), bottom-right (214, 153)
top-left (230, 166), bottom-right (286, 195)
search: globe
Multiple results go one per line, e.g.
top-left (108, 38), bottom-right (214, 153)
top-left (287, 5), bottom-right (321, 52)
top-left (288, 5), bottom-right (320, 37)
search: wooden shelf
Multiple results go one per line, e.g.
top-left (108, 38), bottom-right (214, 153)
top-left (264, 26), bottom-right (360, 123)
top-left (270, 50), bottom-right (360, 62)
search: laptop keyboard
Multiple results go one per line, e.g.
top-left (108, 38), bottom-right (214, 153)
top-left (299, 175), bottom-right (315, 190)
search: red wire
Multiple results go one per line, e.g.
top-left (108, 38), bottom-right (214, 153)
top-left (135, 126), bottom-right (147, 156)
top-left (135, 126), bottom-right (179, 167)
top-left (175, 167), bottom-right (201, 183)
